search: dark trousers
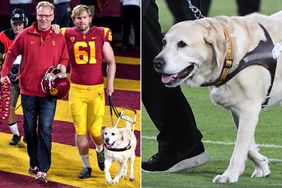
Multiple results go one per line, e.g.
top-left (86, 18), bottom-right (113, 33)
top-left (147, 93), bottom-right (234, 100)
top-left (122, 5), bottom-right (140, 47)
top-left (236, 0), bottom-right (261, 16)
top-left (22, 95), bottom-right (56, 172)
top-left (142, 0), bottom-right (203, 154)
top-left (165, 0), bottom-right (211, 23)
top-left (54, 2), bottom-right (72, 27)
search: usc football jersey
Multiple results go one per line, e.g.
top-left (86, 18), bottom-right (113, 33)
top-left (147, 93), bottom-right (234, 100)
top-left (62, 26), bottom-right (112, 85)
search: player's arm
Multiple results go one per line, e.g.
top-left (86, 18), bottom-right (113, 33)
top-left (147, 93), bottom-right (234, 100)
top-left (102, 41), bottom-right (116, 96)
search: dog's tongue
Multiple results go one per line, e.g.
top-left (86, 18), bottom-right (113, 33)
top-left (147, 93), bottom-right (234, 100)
top-left (161, 74), bottom-right (177, 84)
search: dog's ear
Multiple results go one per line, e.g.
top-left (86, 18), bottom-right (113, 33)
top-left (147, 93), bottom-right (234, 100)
top-left (201, 18), bottom-right (228, 67)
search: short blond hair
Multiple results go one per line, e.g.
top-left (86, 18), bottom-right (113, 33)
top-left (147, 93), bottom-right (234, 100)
top-left (71, 5), bottom-right (91, 20)
top-left (36, 1), bottom-right (55, 13)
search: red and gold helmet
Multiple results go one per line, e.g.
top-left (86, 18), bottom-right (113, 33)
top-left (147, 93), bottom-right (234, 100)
top-left (41, 66), bottom-right (70, 99)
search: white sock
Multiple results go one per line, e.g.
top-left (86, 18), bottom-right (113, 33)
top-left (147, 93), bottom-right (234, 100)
top-left (80, 154), bottom-right (90, 168)
top-left (96, 144), bottom-right (103, 152)
top-left (9, 123), bottom-right (20, 136)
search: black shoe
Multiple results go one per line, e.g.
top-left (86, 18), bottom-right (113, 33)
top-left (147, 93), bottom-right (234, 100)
top-left (96, 148), bottom-right (105, 171)
top-left (9, 135), bottom-right (21, 145)
top-left (142, 142), bottom-right (209, 172)
top-left (78, 167), bottom-right (92, 179)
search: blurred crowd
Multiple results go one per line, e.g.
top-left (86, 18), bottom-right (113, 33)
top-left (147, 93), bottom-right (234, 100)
top-left (0, 0), bottom-right (140, 51)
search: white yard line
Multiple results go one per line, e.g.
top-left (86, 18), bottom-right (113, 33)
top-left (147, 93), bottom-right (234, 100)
top-left (142, 135), bottom-right (282, 162)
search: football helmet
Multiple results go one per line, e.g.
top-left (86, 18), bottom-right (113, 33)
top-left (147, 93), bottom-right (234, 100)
top-left (41, 66), bottom-right (70, 99)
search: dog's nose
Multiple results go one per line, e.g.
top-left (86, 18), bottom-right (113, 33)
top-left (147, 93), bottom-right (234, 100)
top-left (105, 138), bottom-right (109, 144)
top-left (153, 57), bottom-right (165, 71)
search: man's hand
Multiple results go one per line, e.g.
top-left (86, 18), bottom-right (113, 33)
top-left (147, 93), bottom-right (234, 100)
top-left (106, 84), bottom-right (114, 96)
top-left (0, 76), bottom-right (11, 84)
top-left (57, 64), bottom-right (66, 73)
top-left (51, 24), bottom-right (61, 34)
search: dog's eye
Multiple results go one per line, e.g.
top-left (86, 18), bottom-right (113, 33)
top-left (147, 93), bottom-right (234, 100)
top-left (111, 133), bottom-right (115, 136)
top-left (104, 132), bottom-right (107, 135)
top-left (177, 41), bottom-right (187, 48)
top-left (162, 39), bottom-right (167, 47)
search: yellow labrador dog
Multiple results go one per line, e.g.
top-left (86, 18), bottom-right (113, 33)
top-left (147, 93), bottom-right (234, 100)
top-left (154, 11), bottom-right (282, 183)
top-left (103, 122), bottom-right (137, 184)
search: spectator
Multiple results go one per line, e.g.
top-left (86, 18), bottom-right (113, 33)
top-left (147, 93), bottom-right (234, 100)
top-left (0, 1), bottom-right (69, 183)
top-left (0, 8), bottom-right (27, 145)
top-left (53, 0), bottom-right (72, 27)
top-left (9, 0), bottom-right (32, 21)
top-left (120, 0), bottom-right (140, 50)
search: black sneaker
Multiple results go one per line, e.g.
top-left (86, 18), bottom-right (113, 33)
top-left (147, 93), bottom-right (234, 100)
top-left (9, 135), bottom-right (21, 145)
top-left (78, 167), bottom-right (92, 179)
top-left (28, 166), bottom-right (39, 175)
top-left (142, 142), bottom-right (209, 172)
top-left (96, 148), bottom-right (105, 171)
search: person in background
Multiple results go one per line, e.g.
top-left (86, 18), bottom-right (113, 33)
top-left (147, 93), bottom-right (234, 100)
top-left (61, 5), bottom-right (116, 179)
top-left (53, 0), bottom-right (72, 27)
top-left (9, 0), bottom-right (32, 22)
top-left (1, 1), bottom-right (69, 183)
top-left (142, 0), bottom-right (209, 172)
top-left (120, 0), bottom-right (140, 50)
top-left (0, 8), bottom-right (27, 145)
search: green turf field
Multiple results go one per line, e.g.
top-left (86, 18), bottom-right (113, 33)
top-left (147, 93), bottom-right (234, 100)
top-left (142, 0), bottom-right (282, 187)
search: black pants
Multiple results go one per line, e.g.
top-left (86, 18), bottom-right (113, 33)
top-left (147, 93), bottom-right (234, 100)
top-left (165, 0), bottom-right (211, 23)
top-left (122, 5), bottom-right (140, 47)
top-left (236, 0), bottom-right (261, 16)
top-left (142, 0), bottom-right (204, 154)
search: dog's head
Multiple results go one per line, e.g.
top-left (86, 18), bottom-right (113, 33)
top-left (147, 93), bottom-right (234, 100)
top-left (153, 18), bottom-right (229, 87)
top-left (103, 127), bottom-right (120, 148)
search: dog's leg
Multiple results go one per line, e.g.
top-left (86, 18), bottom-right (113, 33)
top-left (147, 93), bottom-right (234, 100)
top-left (213, 106), bottom-right (260, 183)
top-left (121, 161), bottom-right (128, 178)
top-left (112, 162), bottom-right (126, 183)
top-left (248, 137), bottom-right (271, 178)
top-left (129, 152), bottom-right (136, 181)
top-left (105, 159), bottom-right (113, 184)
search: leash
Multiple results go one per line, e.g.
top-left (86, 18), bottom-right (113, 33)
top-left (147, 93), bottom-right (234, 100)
top-left (108, 95), bottom-right (137, 131)
top-left (186, 0), bottom-right (205, 19)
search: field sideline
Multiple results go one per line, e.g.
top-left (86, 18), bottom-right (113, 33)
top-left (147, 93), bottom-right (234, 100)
top-left (142, 0), bottom-right (282, 187)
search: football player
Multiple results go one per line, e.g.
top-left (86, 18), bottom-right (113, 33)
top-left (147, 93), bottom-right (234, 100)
top-left (61, 5), bottom-right (116, 179)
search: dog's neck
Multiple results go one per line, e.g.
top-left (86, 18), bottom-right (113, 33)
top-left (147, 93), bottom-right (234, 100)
top-left (105, 140), bottom-right (131, 152)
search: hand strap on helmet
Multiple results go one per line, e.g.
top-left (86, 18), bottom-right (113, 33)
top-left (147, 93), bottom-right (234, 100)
top-left (0, 80), bottom-right (10, 124)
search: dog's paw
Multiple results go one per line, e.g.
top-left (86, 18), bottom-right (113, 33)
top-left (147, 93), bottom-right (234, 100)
top-left (212, 174), bottom-right (238, 183)
top-left (112, 177), bottom-right (120, 184)
top-left (106, 179), bottom-right (112, 184)
top-left (251, 157), bottom-right (271, 178)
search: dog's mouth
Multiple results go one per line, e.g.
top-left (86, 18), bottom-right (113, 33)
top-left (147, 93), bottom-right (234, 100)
top-left (104, 141), bottom-right (115, 148)
top-left (161, 64), bottom-right (195, 86)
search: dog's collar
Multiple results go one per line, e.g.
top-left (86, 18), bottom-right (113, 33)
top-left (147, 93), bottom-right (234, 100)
top-left (105, 141), bottom-right (132, 152)
top-left (202, 24), bottom-right (234, 87)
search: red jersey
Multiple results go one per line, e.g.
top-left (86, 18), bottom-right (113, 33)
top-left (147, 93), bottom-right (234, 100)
top-left (1, 23), bottom-right (69, 97)
top-left (62, 26), bottom-right (112, 85)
